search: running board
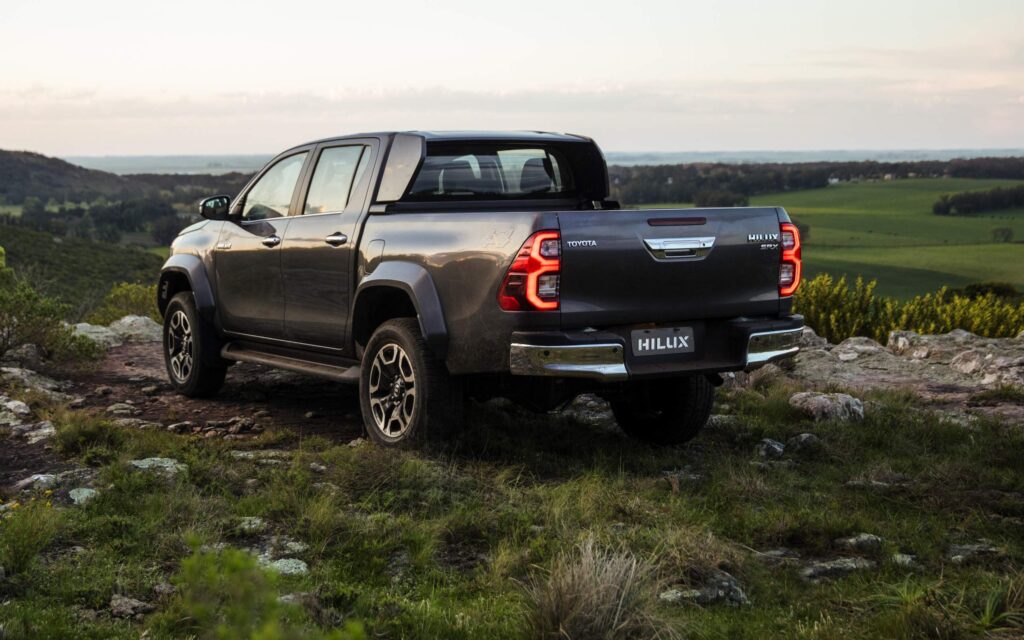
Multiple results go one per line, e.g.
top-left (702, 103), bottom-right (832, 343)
top-left (221, 344), bottom-right (360, 384)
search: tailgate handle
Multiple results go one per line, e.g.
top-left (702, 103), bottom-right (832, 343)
top-left (644, 236), bottom-right (715, 260)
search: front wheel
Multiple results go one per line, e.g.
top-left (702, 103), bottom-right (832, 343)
top-left (163, 292), bottom-right (226, 398)
top-left (359, 318), bottom-right (463, 447)
top-left (610, 376), bottom-right (715, 445)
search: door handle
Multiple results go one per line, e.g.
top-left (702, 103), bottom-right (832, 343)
top-left (261, 235), bottom-right (281, 248)
top-left (324, 232), bottom-right (348, 247)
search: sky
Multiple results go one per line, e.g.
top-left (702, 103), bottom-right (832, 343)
top-left (1, 0), bottom-right (1022, 155)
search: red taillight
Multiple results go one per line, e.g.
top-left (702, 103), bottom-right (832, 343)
top-left (779, 222), bottom-right (802, 296)
top-left (498, 230), bottom-right (561, 311)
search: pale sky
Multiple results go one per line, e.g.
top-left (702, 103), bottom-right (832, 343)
top-left (1, 0), bottom-right (1022, 155)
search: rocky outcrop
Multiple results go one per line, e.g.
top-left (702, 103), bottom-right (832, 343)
top-left (789, 392), bottom-right (864, 421)
top-left (72, 323), bottom-right (123, 349)
top-left (108, 316), bottom-right (162, 344)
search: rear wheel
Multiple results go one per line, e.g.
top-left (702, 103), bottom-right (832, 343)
top-left (611, 376), bottom-right (714, 445)
top-left (359, 318), bottom-right (463, 447)
top-left (163, 292), bottom-right (226, 397)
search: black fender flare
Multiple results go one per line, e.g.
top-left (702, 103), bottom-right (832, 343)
top-left (353, 261), bottom-right (448, 357)
top-left (158, 254), bottom-right (216, 322)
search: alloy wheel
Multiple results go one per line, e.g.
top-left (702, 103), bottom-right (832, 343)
top-left (167, 309), bottom-right (194, 383)
top-left (367, 343), bottom-right (417, 438)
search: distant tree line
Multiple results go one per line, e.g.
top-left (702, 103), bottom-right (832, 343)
top-left (932, 185), bottom-right (1024, 216)
top-left (1, 197), bottom-right (180, 244)
top-left (609, 157), bottom-right (1024, 205)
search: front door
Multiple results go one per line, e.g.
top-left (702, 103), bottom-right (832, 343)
top-left (281, 141), bottom-right (377, 351)
top-left (214, 150), bottom-right (309, 340)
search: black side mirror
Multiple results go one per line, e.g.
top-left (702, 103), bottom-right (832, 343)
top-left (199, 195), bottom-right (232, 220)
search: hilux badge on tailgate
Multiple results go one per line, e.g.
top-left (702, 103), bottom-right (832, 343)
top-left (748, 232), bottom-right (780, 250)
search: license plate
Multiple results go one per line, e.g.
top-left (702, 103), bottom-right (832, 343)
top-left (631, 327), bottom-right (695, 356)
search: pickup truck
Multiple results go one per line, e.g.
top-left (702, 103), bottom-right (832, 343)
top-left (159, 131), bottom-right (803, 447)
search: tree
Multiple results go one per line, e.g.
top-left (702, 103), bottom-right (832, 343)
top-left (151, 216), bottom-right (184, 246)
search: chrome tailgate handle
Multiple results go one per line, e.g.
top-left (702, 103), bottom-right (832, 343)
top-left (643, 236), bottom-right (715, 260)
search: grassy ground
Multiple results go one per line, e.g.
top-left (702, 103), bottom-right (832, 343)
top-left (641, 178), bottom-right (1024, 298)
top-left (1, 377), bottom-right (1022, 639)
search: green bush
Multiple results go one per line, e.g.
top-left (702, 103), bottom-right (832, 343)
top-left (0, 276), bottom-right (102, 362)
top-left (149, 546), bottom-right (366, 640)
top-left (54, 411), bottom-right (125, 458)
top-left (0, 498), bottom-right (63, 575)
top-left (85, 282), bottom-right (159, 325)
top-left (794, 274), bottom-right (1024, 343)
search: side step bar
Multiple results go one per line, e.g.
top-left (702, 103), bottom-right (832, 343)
top-left (220, 344), bottom-right (360, 384)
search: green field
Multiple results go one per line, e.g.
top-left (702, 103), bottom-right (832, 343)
top-left (644, 178), bottom-right (1024, 298)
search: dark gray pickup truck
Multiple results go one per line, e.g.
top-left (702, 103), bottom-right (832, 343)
top-left (159, 131), bottom-right (803, 446)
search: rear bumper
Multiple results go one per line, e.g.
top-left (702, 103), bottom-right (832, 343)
top-left (509, 315), bottom-right (803, 381)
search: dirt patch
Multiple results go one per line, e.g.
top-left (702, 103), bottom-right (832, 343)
top-left (64, 343), bottom-right (365, 441)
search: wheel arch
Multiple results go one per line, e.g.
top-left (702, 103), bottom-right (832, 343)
top-left (158, 254), bottom-right (216, 321)
top-left (352, 261), bottom-right (448, 358)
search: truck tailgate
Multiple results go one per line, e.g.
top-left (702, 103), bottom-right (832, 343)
top-left (557, 207), bottom-right (784, 328)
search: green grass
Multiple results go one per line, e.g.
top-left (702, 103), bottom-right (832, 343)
top-left (1, 383), bottom-right (1022, 639)
top-left (642, 178), bottom-right (1024, 298)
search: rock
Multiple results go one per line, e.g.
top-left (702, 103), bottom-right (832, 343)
top-left (786, 432), bottom-right (822, 454)
top-left (749, 459), bottom-right (795, 471)
top-left (108, 315), bottom-right (162, 343)
top-left (229, 449), bottom-right (291, 461)
top-left (1, 343), bottom-right (43, 368)
top-left (4, 399), bottom-right (31, 417)
top-left (662, 467), bottom-right (703, 492)
top-left (277, 591), bottom-right (313, 605)
top-left (113, 418), bottom-right (162, 430)
top-left (799, 327), bottom-right (829, 349)
top-left (0, 408), bottom-right (22, 427)
top-left (658, 570), bottom-right (749, 607)
top-left (789, 392), bottom-right (864, 421)
top-left (106, 402), bottom-right (140, 416)
top-left (152, 581), bottom-right (176, 598)
top-left (238, 516), bottom-right (267, 534)
top-left (1, 367), bottom-right (70, 399)
top-left (141, 385), bottom-right (160, 395)
top-left (835, 533), bottom-right (884, 551)
top-left (754, 438), bottom-right (785, 459)
top-left (833, 337), bottom-right (885, 362)
top-left (309, 462), bottom-right (327, 474)
top-left (348, 438), bottom-right (366, 448)
top-left (947, 541), bottom-right (1003, 564)
top-left (129, 457), bottom-right (187, 477)
top-left (801, 557), bottom-right (876, 582)
top-left (167, 421), bottom-right (193, 433)
top-left (69, 488), bottom-right (98, 505)
top-left (10, 420), bottom-right (56, 444)
top-left (109, 594), bottom-right (154, 618)
top-left (94, 385), bottom-right (114, 396)
top-left (13, 473), bottom-right (58, 492)
top-left (758, 548), bottom-right (801, 564)
top-left (950, 350), bottom-right (987, 375)
top-left (73, 323), bottom-right (124, 348)
top-left (264, 558), bottom-right (308, 576)
top-left (303, 410), bottom-right (319, 419)
top-left (892, 553), bottom-right (917, 568)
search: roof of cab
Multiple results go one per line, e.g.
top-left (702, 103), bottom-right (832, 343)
top-left (290, 130), bottom-right (590, 150)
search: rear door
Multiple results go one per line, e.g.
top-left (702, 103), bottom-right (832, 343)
top-left (557, 207), bottom-right (783, 328)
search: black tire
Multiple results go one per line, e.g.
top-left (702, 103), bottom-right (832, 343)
top-left (163, 292), bottom-right (226, 398)
top-left (611, 376), bottom-right (715, 445)
top-left (359, 318), bottom-right (463, 447)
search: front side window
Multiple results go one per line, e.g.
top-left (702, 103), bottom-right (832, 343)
top-left (242, 152), bottom-right (308, 220)
top-left (405, 145), bottom-right (573, 200)
top-left (303, 146), bottom-right (369, 215)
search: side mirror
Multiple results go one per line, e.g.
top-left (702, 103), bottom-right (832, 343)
top-left (199, 195), bottom-right (232, 220)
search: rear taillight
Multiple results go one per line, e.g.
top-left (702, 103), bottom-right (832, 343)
top-left (498, 230), bottom-right (561, 311)
top-left (779, 222), bottom-right (802, 296)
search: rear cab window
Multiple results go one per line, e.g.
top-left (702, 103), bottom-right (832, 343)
top-left (404, 144), bottom-right (574, 201)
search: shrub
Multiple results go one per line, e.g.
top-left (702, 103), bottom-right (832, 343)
top-left (85, 282), bottom-right (159, 325)
top-left (524, 536), bottom-right (671, 640)
top-left (54, 411), bottom-right (125, 458)
top-left (794, 274), bottom-right (1024, 344)
top-left (0, 276), bottom-right (102, 362)
top-left (0, 498), bottom-right (63, 575)
top-left (149, 546), bottom-right (366, 640)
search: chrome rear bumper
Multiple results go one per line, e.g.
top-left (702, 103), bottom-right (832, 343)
top-left (745, 327), bottom-right (802, 369)
top-left (508, 320), bottom-right (803, 381)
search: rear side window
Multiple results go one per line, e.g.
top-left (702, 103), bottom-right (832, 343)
top-left (303, 145), bottom-right (369, 215)
top-left (406, 145), bottom-right (573, 200)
